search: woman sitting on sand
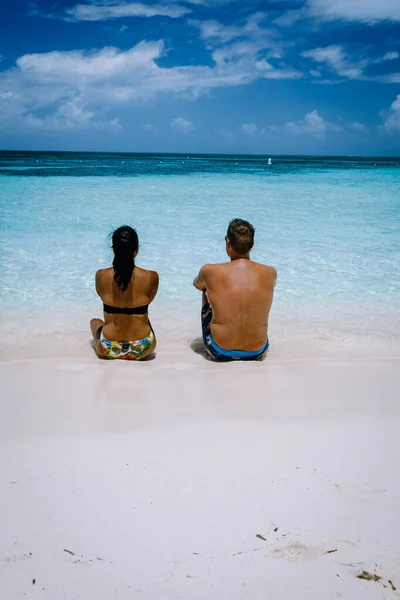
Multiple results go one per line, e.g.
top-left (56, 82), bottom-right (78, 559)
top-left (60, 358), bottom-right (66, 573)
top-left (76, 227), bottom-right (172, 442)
top-left (90, 225), bottom-right (159, 360)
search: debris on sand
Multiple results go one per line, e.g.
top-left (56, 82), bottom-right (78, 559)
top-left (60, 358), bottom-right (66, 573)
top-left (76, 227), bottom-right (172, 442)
top-left (357, 571), bottom-right (381, 582)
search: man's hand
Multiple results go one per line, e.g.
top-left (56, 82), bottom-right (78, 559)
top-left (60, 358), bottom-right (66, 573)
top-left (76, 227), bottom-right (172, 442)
top-left (193, 265), bottom-right (207, 291)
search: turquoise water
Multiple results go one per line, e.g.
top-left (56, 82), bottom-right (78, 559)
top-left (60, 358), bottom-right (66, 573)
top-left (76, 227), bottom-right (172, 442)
top-left (1, 151), bottom-right (399, 347)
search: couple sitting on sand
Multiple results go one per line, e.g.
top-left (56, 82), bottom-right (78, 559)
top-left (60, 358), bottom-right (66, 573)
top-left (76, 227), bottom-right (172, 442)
top-left (90, 219), bottom-right (277, 362)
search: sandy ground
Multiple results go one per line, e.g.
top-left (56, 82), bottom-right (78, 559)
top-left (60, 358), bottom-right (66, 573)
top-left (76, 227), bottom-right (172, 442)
top-left (1, 350), bottom-right (400, 599)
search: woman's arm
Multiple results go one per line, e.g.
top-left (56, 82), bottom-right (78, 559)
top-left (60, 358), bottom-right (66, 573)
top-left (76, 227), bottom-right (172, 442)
top-left (148, 271), bottom-right (159, 304)
top-left (95, 269), bottom-right (104, 299)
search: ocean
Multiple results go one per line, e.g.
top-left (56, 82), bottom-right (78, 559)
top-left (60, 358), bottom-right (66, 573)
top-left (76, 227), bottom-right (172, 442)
top-left (1, 151), bottom-right (399, 359)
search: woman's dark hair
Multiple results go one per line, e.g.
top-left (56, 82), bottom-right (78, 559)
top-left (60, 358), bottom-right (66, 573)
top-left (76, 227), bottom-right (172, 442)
top-left (111, 225), bottom-right (139, 292)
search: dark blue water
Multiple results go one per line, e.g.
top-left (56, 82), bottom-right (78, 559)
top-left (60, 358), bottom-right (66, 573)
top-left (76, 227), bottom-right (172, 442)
top-left (0, 150), bottom-right (399, 177)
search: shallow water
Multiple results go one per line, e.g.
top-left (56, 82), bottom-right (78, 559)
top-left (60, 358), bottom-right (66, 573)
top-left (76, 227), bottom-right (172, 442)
top-left (1, 151), bottom-right (399, 355)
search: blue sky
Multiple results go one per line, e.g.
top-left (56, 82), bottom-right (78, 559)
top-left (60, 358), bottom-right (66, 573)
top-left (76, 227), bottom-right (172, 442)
top-left (0, 0), bottom-right (399, 154)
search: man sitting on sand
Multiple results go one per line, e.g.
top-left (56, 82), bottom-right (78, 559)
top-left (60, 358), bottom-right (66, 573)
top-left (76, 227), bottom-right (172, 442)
top-left (193, 218), bottom-right (277, 361)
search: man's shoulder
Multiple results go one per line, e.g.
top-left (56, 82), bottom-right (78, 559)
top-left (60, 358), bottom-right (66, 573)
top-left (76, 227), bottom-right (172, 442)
top-left (201, 262), bottom-right (228, 275)
top-left (253, 261), bottom-right (277, 274)
top-left (251, 262), bottom-right (277, 283)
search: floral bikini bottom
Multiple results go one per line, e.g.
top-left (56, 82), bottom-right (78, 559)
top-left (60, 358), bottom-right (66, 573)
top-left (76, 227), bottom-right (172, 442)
top-left (99, 327), bottom-right (154, 360)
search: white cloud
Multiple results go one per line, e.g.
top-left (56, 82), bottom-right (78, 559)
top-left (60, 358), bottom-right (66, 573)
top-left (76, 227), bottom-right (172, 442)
top-left (65, 2), bottom-right (190, 22)
top-left (301, 45), bottom-right (366, 79)
top-left (185, 0), bottom-right (238, 4)
top-left (382, 94), bottom-right (400, 133)
top-left (24, 96), bottom-right (122, 131)
top-left (0, 31), bottom-right (308, 135)
top-left (241, 122), bottom-right (258, 135)
top-left (284, 110), bottom-right (342, 137)
top-left (381, 73), bottom-right (400, 82)
top-left (16, 41), bottom-right (164, 79)
top-left (273, 9), bottom-right (305, 26)
top-left (383, 51), bottom-right (399, 61)
top-left (190, 15), bottom-right (301, 80)
top-left (349, 121), bottom-right (367, 132)
top-left (191, 19), bottom-right (244, 44)
top-left (307, 0), bottom-right (400, 23)
top-left (191, 12), bottom-right (269, 44)
top-left (142, 123), bottom-right (158, 132)
top-left (0, 90), bottom-right (13, 100)
top-left (170, 117), bottom-right (195, 132)
top-left (217, 128), bottom-right (234, 138)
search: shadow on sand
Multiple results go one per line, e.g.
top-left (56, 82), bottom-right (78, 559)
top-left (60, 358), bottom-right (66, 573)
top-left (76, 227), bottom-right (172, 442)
top-left (189, 337), bottom-right (211, 361)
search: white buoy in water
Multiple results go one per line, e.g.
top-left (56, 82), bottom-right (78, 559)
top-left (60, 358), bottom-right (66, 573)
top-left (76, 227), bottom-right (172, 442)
top-left (268, 157), bottom-right (272, 165)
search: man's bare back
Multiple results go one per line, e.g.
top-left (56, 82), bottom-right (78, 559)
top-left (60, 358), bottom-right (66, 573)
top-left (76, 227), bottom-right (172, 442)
top-left (194, 219), bottom-right (277, 360)
top-left (200, 260), bottom-right (276, 350)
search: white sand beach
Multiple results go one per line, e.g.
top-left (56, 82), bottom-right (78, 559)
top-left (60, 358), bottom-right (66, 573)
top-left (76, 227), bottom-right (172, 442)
top-left (1, 314), bottom-right (400, 599)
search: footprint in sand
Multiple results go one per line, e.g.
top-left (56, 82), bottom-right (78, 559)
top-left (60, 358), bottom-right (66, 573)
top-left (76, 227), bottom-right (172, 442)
top-left (335, 484), bottom-right (388, 506)
top-left (271, 542), bottom-right (326, 562)
top-left (0, 553), bottom-right (32, 563)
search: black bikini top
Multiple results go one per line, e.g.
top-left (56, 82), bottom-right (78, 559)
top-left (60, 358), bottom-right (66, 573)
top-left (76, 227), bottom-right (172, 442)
top-left (103, 303), bottom-right (149, 315)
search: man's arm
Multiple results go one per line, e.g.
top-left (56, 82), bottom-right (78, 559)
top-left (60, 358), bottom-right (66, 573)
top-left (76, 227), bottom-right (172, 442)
top-left (271, 267), bottom-right (278, 287)
top-left (193, 265), bottom-right (207, 291)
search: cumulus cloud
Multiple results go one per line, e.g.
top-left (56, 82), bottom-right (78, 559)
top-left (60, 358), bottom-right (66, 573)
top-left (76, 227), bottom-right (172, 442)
top-left (382, 73), bottom-right (400, 82)
top-left (24, 96), bottom-right (121, 131)
top-left (307, 0), bottom-right (400, 23)
top-left (349, 121), bottom-right (367, 132)
top-left (142, 123), bottom-right (158, 132)
top-left (273, 9), bottom-right (305, 26)
top-left (190, 14), bottom-right (301, 79)
top-left (59, 1), bottom-right (190, 22)
top-left (191, 12), bottom-right (269, 44)
top-left (383, 51), bottom-right (400, 61)
top-left (191, 10), bottom-right (399, 85)
top-left (284, 110), bottom-right (342, 137)
top-left (241, 122), bottom-right (258, 135)
top-left (170, 117), bottom-right (195, 132)
top-left (301, 45), bottom-right (366, 79)
top-left (382, 94), bottom-right (400, 133)
top-left (185, 0), bottom-right (238, 4)
top-left (0, 90), bottom-right (13, 100)
top-left (0, 32), bottom-right (308, 134)
top-left (217, 128), bottom-right (234, 138)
